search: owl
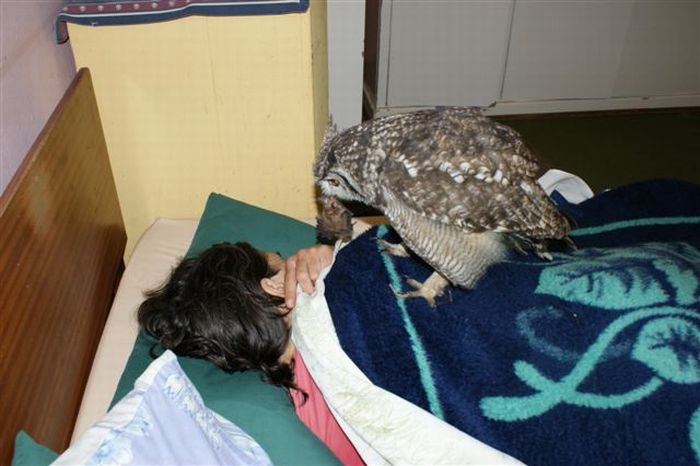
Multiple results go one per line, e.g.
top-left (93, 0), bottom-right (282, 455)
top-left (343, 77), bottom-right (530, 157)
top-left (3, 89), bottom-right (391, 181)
top-left (314, 107), bottom-right (572, 307)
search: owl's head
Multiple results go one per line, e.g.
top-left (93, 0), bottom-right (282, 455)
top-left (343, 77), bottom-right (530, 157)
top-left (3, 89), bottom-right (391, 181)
top-left (317, 169), bottom-right (365, 203)
top-left (314, 122), bottom-right (367, 203)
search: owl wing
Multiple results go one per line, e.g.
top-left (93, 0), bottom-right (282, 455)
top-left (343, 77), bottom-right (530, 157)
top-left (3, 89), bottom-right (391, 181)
top-left (379, 111), bottom-right (569, 238)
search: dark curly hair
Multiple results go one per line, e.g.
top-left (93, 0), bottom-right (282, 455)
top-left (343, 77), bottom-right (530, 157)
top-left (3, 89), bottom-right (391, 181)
top-left (138, 241), bottom-right (305, 401)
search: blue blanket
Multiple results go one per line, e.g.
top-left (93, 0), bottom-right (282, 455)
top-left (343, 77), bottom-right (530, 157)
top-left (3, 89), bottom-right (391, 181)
top-left (325, 179), bottom-right (700, 466)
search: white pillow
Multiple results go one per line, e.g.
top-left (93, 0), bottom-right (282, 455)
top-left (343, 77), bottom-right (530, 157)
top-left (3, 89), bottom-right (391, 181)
top-left (53, 350), bottom-right (272, 465)
top-left (538, 168), bottom-right (594, 204)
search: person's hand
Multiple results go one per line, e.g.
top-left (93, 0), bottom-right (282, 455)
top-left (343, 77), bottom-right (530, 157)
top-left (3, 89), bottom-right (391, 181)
top-left (284, 244), bottom-right (334, 308)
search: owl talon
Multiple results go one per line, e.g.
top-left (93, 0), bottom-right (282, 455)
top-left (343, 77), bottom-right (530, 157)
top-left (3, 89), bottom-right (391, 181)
top-left (538, 251), bottom-right (553, 261)
top-left (533, 243), bottom-right (553, 261)
top-left (404, 278), bottom-right (424, 290)
top-left (396, 289), bottom-right (439, 308)
top-left (389, 283), bottom-right (439, 306)
top-left (391, 272), bottom-right (450, 308)
top-left (377, 239), bottom-right (410, 257)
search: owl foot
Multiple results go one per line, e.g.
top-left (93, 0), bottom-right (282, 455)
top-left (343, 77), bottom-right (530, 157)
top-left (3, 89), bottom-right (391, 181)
top-left (507, 234), bottom-right (554, 260)
top-left (392, 272), bottom-right (450, 308)
top-left (533, 242), bottom-right (553, 261)
top-left (377, 238), bottom-right (410, 257)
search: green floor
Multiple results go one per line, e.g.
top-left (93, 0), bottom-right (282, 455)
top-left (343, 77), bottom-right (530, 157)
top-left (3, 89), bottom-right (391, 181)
top-left (495, 108), bottom-right (700, 193)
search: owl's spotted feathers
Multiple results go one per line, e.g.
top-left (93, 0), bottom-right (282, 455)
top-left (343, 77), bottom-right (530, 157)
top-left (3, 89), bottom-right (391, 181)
top-left (314, 107), bottom-right (572, 306)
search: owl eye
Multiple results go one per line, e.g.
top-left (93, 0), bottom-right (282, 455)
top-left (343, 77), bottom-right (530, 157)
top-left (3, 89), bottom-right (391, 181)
top-left (327, 178), bottom-right (340, 187)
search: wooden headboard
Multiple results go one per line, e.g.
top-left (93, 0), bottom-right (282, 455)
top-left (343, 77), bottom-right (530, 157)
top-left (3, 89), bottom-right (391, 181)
top-left (0, 68), bottom-right (126, 465)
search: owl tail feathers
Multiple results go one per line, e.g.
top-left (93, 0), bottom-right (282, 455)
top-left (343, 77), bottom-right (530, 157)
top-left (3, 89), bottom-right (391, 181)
top-left (504, 233), bottom-right (576, 260)
top-left (535, 236), bottom-right (578, 257)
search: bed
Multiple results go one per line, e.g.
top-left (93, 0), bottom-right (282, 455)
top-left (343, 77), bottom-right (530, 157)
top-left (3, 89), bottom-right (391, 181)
top-left (2, 68), bottom-right (699, 466)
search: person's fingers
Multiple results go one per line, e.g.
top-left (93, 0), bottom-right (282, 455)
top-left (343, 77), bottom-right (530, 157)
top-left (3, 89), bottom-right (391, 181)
top-left (284, 256), bottom-right (298, 308)
top-left (283, 245), bottom-right (334, 308)
top-left (302, 245), bottom-right (332, 284)
top-left (295, 252), bottom-right (315, 295)
top-left (307, 255), bottom-right (321, 282)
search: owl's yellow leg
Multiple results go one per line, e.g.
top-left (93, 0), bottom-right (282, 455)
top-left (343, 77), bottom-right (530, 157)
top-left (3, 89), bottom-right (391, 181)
top-left (392, 272), bottom-right (450, 308)
top-left (377, 238), bottom-right (411, 257)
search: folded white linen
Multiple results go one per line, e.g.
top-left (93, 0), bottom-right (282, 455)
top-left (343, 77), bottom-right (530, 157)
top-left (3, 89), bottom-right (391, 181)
top-left (292, 247), bottom-right (521, 465)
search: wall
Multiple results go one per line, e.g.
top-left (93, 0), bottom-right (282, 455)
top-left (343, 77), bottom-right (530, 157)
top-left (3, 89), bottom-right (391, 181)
top-left (0, 0), bottom-right (76, 194)
top-left (68, 2), bottom-right (328, 257)
top-left (327, 0), bottom-right (365, 130)
top-left (377, 0), bottom-right (700, 115)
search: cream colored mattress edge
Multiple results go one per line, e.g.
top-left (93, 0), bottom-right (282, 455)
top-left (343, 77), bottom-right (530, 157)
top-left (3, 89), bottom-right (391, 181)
top-left (72, 218), bottom-right (199, 440)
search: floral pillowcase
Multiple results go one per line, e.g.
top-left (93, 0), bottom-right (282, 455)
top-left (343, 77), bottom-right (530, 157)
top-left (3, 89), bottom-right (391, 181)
top-left (54, 350), bottom-right (271, 466)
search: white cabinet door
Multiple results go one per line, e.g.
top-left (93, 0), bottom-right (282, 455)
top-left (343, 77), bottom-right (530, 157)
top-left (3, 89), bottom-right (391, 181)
top-left (378, 0), bottom-right (514, 108)
top-left (502, 0), bottom-right (700, 102)
top-left (375, 0), bottom-right (699, 113)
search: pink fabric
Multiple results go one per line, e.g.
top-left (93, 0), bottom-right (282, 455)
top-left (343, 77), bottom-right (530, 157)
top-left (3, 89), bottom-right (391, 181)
top-left (291, 350), bottom-right (365, 466)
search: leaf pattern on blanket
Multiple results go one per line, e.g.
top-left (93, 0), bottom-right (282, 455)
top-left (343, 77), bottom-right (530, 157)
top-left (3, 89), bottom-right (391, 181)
top-left (480, 242), bottom-right (700, 461)
top-left (535, 243), bottom-right (700, 310)
top-left (632, 317), bottom-right (700, 385)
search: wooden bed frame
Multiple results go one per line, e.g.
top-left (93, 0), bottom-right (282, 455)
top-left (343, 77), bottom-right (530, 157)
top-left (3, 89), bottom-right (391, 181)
top-left (0, 68), bottom-right (126, 465)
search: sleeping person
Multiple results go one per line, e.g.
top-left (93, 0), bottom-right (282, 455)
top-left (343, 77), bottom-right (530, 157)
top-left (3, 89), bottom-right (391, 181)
top-left (137, 241), bottom-right (363, 465)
